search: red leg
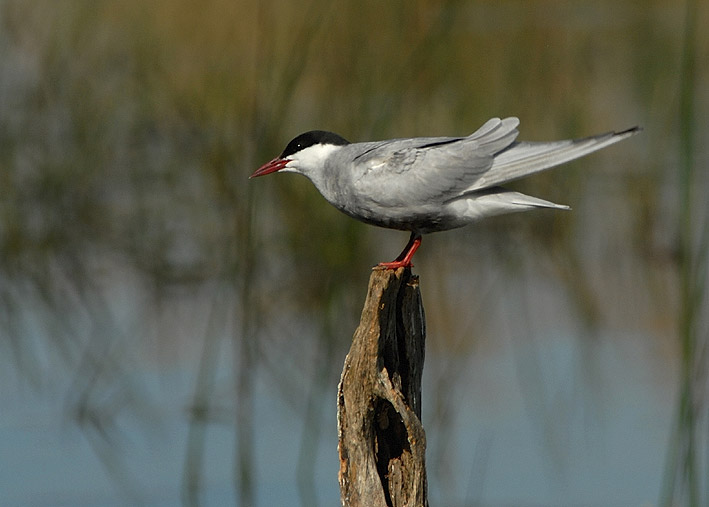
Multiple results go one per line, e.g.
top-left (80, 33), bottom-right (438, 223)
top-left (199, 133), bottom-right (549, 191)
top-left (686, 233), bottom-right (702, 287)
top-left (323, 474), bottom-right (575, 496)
top-left (377, 232), bottom-right (422, 269)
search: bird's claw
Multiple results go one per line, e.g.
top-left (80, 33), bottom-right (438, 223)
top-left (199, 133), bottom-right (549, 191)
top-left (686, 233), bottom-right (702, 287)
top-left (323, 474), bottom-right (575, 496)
top-left (375, 260), bottom-right (413, 270)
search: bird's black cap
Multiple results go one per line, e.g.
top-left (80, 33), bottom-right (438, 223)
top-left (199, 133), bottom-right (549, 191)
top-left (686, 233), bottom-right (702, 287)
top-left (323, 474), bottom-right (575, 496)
top-left (280, 130), bottom-right (350, 158)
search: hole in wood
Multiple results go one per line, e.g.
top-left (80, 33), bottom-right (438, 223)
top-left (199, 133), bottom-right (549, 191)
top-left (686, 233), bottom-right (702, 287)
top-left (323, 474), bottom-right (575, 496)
top-left (374, 397), bottom-right (409, 506)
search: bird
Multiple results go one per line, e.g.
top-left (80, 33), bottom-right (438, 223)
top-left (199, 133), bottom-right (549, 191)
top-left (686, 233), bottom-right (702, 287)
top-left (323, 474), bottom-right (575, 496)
top-left (251, 117), bottom-right (640, 269)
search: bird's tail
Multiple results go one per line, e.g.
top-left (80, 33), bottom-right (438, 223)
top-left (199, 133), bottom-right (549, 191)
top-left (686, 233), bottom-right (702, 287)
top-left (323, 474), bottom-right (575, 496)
top-left (449, 186), bottom-right (569, 222)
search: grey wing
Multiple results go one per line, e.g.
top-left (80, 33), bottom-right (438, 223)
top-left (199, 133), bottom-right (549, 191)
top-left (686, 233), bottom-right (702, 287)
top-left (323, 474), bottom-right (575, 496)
top-left (353, 117), bottom-right (520, 206)
top-left (465, 126), bottom-right (642, 192)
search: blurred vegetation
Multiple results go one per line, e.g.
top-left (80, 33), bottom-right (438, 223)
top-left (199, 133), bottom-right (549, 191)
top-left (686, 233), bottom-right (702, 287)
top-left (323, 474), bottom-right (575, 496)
top-left (0, 0), bottom-right (707, 505)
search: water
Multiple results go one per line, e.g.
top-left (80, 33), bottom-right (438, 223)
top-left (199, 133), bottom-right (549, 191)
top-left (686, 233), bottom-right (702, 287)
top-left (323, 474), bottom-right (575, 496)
top-left (0, 281), bottom-right (675, 506)
top-left (1, 0), bottom-right (706, 505)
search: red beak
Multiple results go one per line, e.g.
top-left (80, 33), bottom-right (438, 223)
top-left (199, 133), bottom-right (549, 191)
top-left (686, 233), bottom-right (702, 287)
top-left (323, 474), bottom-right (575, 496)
top-left (250, 157), bottom-right (289, 178)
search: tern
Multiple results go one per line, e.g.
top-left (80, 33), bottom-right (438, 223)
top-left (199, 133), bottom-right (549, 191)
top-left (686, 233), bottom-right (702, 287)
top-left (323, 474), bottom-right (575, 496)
top-left (252, 117), bottom-right (640, 268)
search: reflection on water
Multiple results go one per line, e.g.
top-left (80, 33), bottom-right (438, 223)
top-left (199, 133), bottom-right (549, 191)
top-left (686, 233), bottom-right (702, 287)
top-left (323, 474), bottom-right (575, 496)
top-left (1, 0), bottom-right (707, 505)
top-left (0, 280), bottom-right (676, 506)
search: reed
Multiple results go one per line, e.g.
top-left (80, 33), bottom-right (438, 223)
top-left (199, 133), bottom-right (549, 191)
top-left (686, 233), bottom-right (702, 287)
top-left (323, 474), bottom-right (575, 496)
top-left (1, 0), bottom-right (705, 505)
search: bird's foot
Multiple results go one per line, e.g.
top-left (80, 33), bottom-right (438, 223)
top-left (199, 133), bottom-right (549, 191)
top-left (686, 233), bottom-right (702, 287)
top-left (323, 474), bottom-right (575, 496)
top-left (375, 260), bottom-right (413, 270)
top-left (375, 233), bottom-right (421, 270)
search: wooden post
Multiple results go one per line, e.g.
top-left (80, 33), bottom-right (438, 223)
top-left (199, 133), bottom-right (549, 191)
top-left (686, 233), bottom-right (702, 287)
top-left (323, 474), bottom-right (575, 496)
top-left (337, 267), bottom-right (428, 507)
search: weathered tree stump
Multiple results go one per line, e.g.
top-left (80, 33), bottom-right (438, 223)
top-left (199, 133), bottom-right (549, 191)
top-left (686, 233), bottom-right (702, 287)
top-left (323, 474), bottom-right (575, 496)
top-left (337, 267), bottom-right (428, 507)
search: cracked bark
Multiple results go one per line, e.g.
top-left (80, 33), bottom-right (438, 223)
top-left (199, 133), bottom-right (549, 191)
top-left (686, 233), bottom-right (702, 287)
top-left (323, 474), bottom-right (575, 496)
top-left (337, 267), bottom-right (428, 507)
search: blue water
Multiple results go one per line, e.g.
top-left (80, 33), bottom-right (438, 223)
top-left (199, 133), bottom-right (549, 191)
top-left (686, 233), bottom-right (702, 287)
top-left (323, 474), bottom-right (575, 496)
top-left (1, 324), bottom-right (672, 506)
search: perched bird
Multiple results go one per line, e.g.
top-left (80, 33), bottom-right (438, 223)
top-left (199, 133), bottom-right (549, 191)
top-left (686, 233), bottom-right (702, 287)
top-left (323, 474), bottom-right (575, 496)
top-left (251, 117), bottom-right (640, 268)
